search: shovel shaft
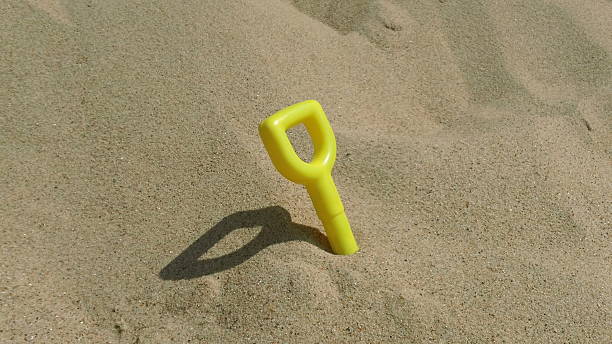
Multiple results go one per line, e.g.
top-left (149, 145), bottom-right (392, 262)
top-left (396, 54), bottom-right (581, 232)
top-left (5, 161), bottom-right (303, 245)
top-left (306, 174), bottom-right (358, 255)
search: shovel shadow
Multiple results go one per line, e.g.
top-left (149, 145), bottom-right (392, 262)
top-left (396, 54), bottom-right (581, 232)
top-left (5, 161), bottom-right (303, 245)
top-left (159, 206), bottom-right (330, 280)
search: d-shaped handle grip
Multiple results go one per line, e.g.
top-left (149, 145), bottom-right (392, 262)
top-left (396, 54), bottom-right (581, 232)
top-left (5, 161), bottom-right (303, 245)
top-left (258, 100), bottom-right (336, 184)
top-left (259, 100), bottom-right (358, 255)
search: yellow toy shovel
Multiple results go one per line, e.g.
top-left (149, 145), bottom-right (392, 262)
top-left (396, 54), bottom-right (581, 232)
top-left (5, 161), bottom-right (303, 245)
top-left (258, 100), bottom-right (359, 255)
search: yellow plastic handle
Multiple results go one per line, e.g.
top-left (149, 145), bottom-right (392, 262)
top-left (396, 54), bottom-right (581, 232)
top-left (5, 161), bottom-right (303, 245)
top-left (259, 100), bottom-right (359, 255)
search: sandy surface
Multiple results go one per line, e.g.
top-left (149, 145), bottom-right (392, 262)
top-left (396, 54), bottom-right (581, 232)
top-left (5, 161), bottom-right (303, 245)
top-left (1, 0), bottom-right (611, 342)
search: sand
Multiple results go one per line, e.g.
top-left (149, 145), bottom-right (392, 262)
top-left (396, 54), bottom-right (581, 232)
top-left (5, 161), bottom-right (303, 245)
top-left (1, 0), bottom-right (611, 342)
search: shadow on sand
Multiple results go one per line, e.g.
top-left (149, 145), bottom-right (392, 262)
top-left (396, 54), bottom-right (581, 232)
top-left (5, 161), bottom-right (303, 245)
top-left (159, 206), bottom-right (330, 279)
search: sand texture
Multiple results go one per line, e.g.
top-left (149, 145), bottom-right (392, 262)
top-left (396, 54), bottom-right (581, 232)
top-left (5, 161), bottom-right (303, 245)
top-left (1, 0), bottom-right (611, 342)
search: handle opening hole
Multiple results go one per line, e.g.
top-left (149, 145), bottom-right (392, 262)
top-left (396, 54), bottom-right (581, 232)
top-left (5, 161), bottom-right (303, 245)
top-left (286, 123), bottom-right (314, 163)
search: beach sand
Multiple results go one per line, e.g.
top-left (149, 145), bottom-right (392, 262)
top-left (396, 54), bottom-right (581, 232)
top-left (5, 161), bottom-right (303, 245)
top-left (1, 0), bottom-right (611, 342)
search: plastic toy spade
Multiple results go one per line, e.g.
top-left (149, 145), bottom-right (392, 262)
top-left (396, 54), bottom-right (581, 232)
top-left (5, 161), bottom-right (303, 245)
top-left (259, 100), bottom-right (359, 255)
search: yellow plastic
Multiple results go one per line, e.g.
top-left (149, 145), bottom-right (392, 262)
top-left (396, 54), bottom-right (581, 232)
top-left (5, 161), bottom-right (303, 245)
top-left (258, 100), bottom-right (359, 255)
